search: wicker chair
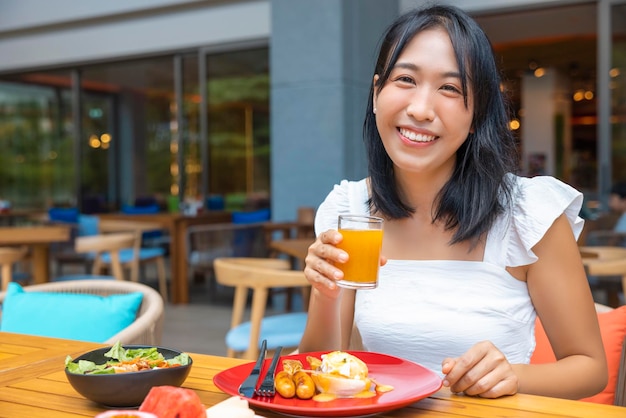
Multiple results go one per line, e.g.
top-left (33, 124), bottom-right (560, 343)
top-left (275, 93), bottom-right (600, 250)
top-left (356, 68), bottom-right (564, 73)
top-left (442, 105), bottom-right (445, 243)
top-left (0, 279), bottom-right (164, 345)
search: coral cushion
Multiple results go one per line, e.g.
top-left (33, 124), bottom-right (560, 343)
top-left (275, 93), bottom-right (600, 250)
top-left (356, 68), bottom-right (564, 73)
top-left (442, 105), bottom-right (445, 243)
top-left (531, 306), bottom-right (626, 404)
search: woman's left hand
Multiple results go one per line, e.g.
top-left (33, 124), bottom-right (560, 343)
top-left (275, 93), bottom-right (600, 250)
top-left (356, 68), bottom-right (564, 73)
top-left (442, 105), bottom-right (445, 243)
top-left (441, 341), bottom-right (519, 398)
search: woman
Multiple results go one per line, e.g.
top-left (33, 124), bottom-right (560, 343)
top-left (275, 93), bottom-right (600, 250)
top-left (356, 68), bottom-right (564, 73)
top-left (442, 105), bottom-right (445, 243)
top-left (299, 4), bottom-right (607, 400)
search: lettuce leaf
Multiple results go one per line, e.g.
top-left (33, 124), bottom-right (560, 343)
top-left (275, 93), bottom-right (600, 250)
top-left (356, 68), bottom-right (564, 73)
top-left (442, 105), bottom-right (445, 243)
top-left (65, 341), bottom-right (189, 374)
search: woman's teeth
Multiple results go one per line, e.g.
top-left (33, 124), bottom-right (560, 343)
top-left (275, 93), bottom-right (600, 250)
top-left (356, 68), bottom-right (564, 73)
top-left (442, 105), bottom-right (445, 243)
top-left (399, 128), bottom-right (436, 142)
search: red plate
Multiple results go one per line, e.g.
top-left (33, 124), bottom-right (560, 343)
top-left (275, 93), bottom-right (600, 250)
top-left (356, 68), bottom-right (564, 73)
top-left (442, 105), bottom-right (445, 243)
top-left (213, 351), bottom-right (442, 417)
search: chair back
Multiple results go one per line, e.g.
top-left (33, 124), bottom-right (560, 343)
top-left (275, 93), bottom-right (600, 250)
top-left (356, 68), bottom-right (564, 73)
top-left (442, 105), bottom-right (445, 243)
top-left (213, 257), bottom-right (310, 360)
top-left (0, 246), bottom-right (28, 291)
top-left (0, 279), bottom-right (164, 345)
top-left (75, 233), bottom-right (136, 281)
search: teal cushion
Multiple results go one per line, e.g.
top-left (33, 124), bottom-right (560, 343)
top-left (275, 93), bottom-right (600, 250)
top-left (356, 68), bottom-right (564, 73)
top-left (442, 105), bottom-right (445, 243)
top-left (226, 312), bottom-right (308, 352)
top-left (0, 283), bottom-right (143, 342)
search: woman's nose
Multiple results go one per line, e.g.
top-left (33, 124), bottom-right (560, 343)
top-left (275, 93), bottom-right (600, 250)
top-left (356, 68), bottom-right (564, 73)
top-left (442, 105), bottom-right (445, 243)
top-left (406, 89), bottom-right (435, 121)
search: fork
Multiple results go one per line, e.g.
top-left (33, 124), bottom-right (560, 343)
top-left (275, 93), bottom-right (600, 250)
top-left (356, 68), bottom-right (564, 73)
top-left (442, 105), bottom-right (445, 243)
top-left (256, 346), bottom-right (283, 396)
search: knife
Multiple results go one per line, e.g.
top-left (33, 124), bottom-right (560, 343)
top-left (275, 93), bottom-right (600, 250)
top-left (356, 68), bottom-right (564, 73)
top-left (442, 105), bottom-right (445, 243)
top-left (238, 339), bottom-right (267, 398)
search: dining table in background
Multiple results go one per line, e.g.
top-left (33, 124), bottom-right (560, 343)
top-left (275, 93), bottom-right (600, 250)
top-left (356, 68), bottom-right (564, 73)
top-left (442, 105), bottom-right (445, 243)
top-left (0, 224), bottom-right (71, 284)
top-left (268, 237), bottom-right (314, 269)
top-left (0, 208), bottom-right (46, 226)
top-left (580, 245), bottom-right (626, 307)
top-left (1, 332), bottom-right (625, 417)
top-left (98, 211), bottom-right (232, 304)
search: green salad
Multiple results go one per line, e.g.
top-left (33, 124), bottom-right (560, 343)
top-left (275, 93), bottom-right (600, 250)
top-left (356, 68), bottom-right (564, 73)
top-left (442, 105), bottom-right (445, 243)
top-left (65, 341), bottom-right (190, 375)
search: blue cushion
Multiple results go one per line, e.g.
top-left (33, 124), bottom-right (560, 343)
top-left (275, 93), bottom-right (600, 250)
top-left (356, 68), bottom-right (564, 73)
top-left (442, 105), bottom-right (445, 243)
top-left (232, 208), bottom-right (271, 224)
top-left (226, 312), bottom-right (307, 352)
top-left (206, 195), bottom-right (225, 211)
top-left (0, 283), bottom-right (143, 343)
top-left (121, 204), bottom-right (160, 215)
top-left (78, 214), bottom-right (100, 236)
top-left (48, 207), bottom-right (79, 223)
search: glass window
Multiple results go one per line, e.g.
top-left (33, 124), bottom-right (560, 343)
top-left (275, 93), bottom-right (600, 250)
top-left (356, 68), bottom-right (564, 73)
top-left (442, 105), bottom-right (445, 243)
top-left (0, 73), bottom-right (74, 209)
top-left (205, 48), bottom-right (270, 211)
top-left (0, 46), bottom-right (270, 213)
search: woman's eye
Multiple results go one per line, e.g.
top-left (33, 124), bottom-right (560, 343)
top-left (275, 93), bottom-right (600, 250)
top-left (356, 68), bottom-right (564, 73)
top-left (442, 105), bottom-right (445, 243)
top-left (441, 84), bottom-right (462, 94)
top-left (393, 75), bottom-right (415, 84)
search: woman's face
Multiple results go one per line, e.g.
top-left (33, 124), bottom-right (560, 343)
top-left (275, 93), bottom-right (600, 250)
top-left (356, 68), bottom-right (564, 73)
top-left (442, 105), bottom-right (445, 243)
top-left (373, 28), bottom-right (474, 179)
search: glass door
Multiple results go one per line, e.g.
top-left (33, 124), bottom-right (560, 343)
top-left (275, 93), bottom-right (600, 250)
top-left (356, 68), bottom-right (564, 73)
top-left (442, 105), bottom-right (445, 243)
top-left (198, 46), bottom-right (270, 212)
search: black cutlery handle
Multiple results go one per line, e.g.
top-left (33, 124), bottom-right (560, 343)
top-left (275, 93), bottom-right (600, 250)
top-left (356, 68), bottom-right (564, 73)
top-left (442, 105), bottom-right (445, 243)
top-left (252, 339), bottom-right (267, 372)
top-left (267, 346), bottom-right (283, 375)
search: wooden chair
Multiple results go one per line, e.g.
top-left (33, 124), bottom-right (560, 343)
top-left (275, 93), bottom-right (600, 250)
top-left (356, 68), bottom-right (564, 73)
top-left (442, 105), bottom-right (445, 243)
top-left (54, 232), bottom-right (136, 284)
top-left (77, 233), bottom-right (137, 282)
top-left (97, 219), bottom-right (168, 301)
top-left (0, 246), bottom-right (28, 291)
top-left (213, 257), bottom-right (310, 360)
top-left (0, 279), bottom-right (164, 345)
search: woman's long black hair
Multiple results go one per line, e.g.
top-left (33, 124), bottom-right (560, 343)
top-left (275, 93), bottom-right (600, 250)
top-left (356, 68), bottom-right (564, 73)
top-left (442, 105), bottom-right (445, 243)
top-left (364, 4), bottom-right (519, 245)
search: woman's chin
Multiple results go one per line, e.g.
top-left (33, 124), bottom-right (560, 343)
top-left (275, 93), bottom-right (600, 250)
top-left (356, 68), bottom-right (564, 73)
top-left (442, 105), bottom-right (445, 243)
top-left (310, 372), bottom-right (371, 397)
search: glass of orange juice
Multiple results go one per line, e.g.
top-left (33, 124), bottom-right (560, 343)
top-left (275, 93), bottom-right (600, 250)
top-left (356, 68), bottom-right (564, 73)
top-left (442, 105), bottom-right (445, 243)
top-left (336, 214), bottom-right (384, 289)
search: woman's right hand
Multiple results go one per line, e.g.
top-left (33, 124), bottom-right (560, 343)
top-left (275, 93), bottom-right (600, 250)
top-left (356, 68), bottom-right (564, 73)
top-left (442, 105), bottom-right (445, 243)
top-left (303, 229), bottom-right (347, 299)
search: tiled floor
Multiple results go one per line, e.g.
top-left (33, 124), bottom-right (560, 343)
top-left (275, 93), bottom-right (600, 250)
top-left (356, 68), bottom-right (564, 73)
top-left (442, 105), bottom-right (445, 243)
top-left (159, 277), bottom-right (295, 357)
top-left (161, 280), bottom-right (233, 356)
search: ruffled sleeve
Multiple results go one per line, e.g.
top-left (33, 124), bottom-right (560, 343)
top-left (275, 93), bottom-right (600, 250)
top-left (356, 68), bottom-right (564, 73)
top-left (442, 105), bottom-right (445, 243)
top-left (504, 175), bottom-right (584, 266)
top-left (314, 179), bottom-right (369, 236)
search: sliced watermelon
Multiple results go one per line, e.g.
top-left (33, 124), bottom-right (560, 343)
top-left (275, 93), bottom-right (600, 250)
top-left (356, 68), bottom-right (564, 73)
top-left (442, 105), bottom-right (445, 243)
top-left (139, 386), bottom-right (205, 418)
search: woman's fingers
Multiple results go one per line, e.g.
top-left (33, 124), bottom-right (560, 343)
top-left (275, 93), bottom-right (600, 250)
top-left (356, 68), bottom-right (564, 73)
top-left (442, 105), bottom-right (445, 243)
top-left (303, 230), bottom-right (347, 296)
top-left (442, 341), bottom-right (518, 398)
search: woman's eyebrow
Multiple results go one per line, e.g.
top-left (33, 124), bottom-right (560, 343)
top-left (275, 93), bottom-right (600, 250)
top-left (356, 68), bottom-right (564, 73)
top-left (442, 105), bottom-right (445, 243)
top-left (392, 62), bottom-right (461, 79)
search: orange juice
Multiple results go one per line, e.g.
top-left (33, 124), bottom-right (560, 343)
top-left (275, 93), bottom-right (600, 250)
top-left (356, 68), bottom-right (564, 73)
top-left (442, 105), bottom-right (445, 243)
top-left (336, 228), bottom-right (383, 289)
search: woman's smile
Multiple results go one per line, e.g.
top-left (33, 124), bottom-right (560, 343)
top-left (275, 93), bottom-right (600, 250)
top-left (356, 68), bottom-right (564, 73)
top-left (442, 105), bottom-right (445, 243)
top-left (398, 127), bottom-right (438, 144)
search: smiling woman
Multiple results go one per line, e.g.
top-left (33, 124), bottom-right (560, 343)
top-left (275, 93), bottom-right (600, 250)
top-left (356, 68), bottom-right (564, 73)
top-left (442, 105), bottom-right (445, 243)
top-left (299, 3), bottom-right (608, 403)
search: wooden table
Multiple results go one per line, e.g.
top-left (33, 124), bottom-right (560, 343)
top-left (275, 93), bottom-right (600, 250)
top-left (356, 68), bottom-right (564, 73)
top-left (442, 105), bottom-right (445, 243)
top-left (1, 332), bottom-right (625, 417)
top-left (98, 211), bottom-right (232, 304)
top-left (0, 209), bottom-right (46, 226)
top-left (269, 237), bottom-right (314, 267)
top-left (0, 224), bottom-right (71, 284)
top-left (580, 246), bottom-right (626, 307)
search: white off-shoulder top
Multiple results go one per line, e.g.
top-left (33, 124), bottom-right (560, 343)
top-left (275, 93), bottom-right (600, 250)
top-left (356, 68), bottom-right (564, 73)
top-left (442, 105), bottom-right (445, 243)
top-left (314, 175), bottom-right (584, 375)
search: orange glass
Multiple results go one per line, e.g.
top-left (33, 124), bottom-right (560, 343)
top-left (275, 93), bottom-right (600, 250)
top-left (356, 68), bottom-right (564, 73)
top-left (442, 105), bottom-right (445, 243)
top-left (336, 215), bottom-right (384, 289)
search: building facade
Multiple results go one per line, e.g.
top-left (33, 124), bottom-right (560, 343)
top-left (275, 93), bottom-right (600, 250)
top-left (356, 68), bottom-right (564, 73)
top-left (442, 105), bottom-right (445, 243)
top-left (0, 0), bottom-right (623, 220)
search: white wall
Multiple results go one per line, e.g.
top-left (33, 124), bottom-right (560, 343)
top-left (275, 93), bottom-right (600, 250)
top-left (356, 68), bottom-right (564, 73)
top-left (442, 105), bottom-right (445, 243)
top-left (0, 0), bottom-right (270, 73)
top-left (0, 0), bottom-right (204, 32)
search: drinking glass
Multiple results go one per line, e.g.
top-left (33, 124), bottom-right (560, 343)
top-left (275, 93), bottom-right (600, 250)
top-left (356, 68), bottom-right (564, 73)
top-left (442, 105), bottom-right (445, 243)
top-left (335, 214), bottom-right (384, 289)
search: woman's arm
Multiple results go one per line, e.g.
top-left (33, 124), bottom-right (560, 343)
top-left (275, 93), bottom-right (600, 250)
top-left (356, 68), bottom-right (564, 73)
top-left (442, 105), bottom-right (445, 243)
top-left (299, 230), bottom-right (356, 352)
top-left (442, 214), bottom-right (607, 399)
top-left (517, 213), bottom-right (607, 399)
